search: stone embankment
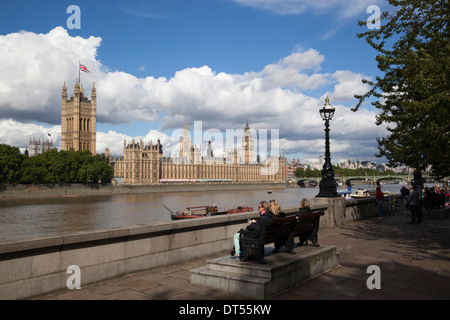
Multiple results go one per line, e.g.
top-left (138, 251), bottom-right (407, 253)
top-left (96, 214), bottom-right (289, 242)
top-left (0, 182), bottom-right (287, 200)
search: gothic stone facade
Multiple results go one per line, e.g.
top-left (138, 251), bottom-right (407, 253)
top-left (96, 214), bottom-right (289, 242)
top-left (112, 121), bottom-right (285, 184)
top-left (61, 80), bottom-right (97, 155)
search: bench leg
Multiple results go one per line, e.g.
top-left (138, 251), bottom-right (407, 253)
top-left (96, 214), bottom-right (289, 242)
top-left (284, 231), bottom-right (296, 254)
top-left (272, 230), bottom-right (296, 254)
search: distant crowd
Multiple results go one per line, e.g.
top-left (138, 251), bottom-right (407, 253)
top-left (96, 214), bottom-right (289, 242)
top-left (401, 185), bottom-right (450, 209)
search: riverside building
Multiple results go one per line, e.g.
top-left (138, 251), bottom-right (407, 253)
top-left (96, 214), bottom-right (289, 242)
top-left (61, 81), bottom-right (285, 184)
top-left (61, 80), bottom-right (97, 155)
top-left (110, 119), bottom-right (286, 185)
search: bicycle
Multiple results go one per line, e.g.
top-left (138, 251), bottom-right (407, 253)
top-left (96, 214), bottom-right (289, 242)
top-left (387, 197), bottom-right (403, 215)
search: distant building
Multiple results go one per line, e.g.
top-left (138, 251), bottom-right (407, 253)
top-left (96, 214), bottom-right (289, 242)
top-left (28, 137), bottom-right (41, 157)
top-left (58, 82), bottom-right (284, 184)
top-left (42, 138), bottom-right (54, 153)
top-left (337, 159), bottom-right (392, 172)
top-left (28, 137), bottom-right (54, 156)
top-left (110, 120), bottom-right (286, 184)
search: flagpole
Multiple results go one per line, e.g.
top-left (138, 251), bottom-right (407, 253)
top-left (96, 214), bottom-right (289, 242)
top-left (78, 61), bottom-right (81, 85)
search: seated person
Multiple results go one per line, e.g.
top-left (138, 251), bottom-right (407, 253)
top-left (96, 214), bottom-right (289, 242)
top-left (299, 198), bottom-right (312, 213)
top-left (269, 199), bottom-right (286, 217)
top-left (298, 198), bottom-right (320, 247)
top-left (231, 201), bottom-right (272, 259)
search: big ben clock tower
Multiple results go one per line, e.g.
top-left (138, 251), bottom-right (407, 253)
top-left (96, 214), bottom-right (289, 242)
top-left (242, 119), bottom-right (254, 164)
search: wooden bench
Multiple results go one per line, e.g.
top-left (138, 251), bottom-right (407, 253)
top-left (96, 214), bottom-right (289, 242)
top-left (238, 210), bottom-right (325, 264)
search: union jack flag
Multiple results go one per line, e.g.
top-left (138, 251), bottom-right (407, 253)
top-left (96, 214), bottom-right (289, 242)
top-left (79, 63), bottom-right (90, 73)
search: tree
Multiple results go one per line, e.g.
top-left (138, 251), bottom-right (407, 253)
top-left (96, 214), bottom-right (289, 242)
top-left (1, 144), bottom-right (113, 184)
top-left (0, 144), bottom-right (24, 183)
top-left (354, 0), bottom-right (450, 179)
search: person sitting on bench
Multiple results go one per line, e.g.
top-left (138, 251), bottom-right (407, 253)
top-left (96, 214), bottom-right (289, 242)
top-left (269, 199), bottom-right (286, 218)
top-left (298, 198), bottom-right (320, 247)
top-left (231, 201), bottom-right (272, 259)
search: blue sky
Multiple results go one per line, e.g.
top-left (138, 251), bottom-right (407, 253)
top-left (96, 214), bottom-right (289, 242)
top-left (0, 0), bottom-right (392, 163)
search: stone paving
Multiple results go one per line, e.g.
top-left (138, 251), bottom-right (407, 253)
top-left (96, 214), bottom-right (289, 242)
top-left (37, 207), bottom-right (450, 300)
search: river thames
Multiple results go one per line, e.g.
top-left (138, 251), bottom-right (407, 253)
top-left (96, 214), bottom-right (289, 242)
top-left (0, 184), bottom-right (407, 241)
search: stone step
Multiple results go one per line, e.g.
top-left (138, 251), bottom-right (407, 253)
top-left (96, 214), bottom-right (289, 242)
top-left (190, 245), bottom-right (339, 299)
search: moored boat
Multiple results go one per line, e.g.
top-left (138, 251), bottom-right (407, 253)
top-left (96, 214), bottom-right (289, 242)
top-left (224, 205), bottom-right (253, 214)
top-left (165, 204), bottom-right (254, 220)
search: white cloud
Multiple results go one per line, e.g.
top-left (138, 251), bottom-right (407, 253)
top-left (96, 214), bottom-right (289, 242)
top-left (96, 129), bottom-right (172, 156)
top-left (0, 27), bottom-right (387, 160)
top-left (330, 70), bottom-right (372, 103)
top-left (0, 119), bottom-right (60, 151)
top-left (230, 0), bottom-right (385, 20)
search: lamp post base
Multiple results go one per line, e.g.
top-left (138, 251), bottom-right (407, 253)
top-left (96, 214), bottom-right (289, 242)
top-left (316, 180), bottom-right (339, 198)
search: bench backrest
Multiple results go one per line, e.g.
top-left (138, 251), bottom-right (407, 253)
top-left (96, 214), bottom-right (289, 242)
top-left (264, 210), bottom-right (325, 243)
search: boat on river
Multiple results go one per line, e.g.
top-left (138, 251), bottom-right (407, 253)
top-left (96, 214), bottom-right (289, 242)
top-left (345, 189), bottom-right (394, 199)
top-left (165, 204), bottom-right (254, 220)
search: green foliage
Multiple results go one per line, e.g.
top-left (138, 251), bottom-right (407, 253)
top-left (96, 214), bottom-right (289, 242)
top-left (0, 144), bottom-right (24, 184)
top-left (294, 167), bottom-right (320, 178)
top-left (354, 0), bottom-right (450, 179)
top-left (0, 144), bottom-right (112, 184)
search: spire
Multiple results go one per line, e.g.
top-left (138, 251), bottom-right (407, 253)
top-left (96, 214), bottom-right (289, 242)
top-left (62, 81), bottom-right (67, 97)
top-left (245, 118), bottom-right (250, 131)
top-left (74, 78), bottom-right (81, 93)
top-left (184, 117), bottom-right (188, 130)
top-left (91, 82), bottom-right (96, 99)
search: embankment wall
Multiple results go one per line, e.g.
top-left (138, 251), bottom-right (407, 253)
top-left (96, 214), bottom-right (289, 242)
top-left (0, 196), bottom-right (403, 299)
top-left (0, 182), bottom-right (286, 200)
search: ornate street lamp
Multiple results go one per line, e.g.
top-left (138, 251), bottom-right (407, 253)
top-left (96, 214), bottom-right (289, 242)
top-left (316, 96), bottom-right (339, 197)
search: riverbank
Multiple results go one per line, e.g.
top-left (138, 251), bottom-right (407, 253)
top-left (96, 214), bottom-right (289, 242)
top-left (0, 182), bottom-right (288, 201)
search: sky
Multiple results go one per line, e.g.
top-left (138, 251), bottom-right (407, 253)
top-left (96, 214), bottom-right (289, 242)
top-left (0, 0), bottom-right (393, 163)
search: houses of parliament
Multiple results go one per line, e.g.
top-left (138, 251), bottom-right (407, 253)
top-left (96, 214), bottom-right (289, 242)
top-left (61, 81), bottom-right (286, 184)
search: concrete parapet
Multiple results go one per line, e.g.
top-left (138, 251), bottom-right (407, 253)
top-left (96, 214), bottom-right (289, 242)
top-left (0, 212), bottom-right (259, 299)
top-left (312, 194), bottom-right (404, 228)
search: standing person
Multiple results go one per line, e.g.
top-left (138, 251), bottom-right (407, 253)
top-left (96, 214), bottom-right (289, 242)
top-left (231, 201), bottom-right (272, 259)
top-left (409, 185), bottom-right (422, 224)
top-left (376, 187), bottom-right (384, 220)
top-left (400, 185), bottom-right (410, 203)
top-left (430, 187), bottom-right (438, 209)
top-left (423, 186), bottom-right (431, 209)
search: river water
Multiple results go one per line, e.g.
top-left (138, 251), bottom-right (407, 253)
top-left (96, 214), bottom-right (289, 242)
top-left (0, 184), bottom-right (409, 242)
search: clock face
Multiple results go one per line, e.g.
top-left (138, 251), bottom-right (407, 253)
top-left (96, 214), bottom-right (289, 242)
top-left (243, 141), bottom-right (247, 146)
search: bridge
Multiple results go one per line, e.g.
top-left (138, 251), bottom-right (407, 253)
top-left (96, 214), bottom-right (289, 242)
top-left (296, 174), bottom-right (434, 187)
